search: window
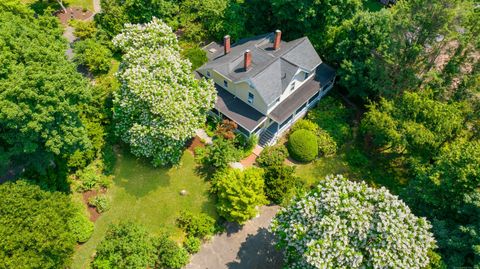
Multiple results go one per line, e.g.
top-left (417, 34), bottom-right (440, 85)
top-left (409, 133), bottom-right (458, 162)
top-left (224, 80), bottom-right (228, 88)
top-left (206, 71), bottom-right (211, 77)
top-left (248, 92), bottom-right (254, 104)
top-left (289, 82), bottom-right (295, 92)
top-left (304, 72), bottom-right (309, 80)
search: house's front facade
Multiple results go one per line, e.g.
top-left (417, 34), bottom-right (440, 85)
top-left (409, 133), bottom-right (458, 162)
top-left (196, 30), bottom-right (336, 146)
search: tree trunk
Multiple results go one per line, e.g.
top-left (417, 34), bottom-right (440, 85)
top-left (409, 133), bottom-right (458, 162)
top-left (56, 0), bottom-right (67, 13)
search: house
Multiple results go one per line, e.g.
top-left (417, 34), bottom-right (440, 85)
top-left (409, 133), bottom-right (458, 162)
top-left (196, 30), bottom-right (336, 146)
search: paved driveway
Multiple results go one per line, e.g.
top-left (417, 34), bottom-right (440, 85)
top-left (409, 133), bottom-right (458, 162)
top-left (186, 206), bottom-right (283, 269)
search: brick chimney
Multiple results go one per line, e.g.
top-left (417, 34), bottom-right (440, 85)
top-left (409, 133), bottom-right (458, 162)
top-left (244, 50), bottom-right (251, 70)
top-left (224, 35), bottom-right (231, 55)
top-left (273, 30), bottom-right (281, 50)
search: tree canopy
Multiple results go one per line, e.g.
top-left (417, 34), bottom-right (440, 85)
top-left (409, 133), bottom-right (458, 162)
top-left (0, 7), bottom-right (92, 175)
top-left (271, 175), bottom-right (436, 269)
top-left (0, 180), bottom-right (92, 268)
top-left (92, 222), bottom-right (158, 269)
top-left (112, 18), bottom-right (216, 166)
top-left (213, 168), bottom-right (267, 224)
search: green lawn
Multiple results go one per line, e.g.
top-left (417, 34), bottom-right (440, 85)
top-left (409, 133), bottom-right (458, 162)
top-left (21, 0), bottom-right (93, 12)
top-left (71, 149), bottom-right (217, 269)
top-left (294, 152), bottom-right (355, 187)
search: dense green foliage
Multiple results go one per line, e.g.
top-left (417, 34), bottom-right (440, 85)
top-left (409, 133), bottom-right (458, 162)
top-left (70, 20), bottom-right (97, 40)
top-left (92, 222), bottom-right (157, 269)
top-left (291, 119), bottom-right (337, 156)
top-left (74, 38), bottom-right (112, 74)
top-left (88, 195), bottom-right (111, 213)
top-left (212, 168), bottom-right (267, 223)
top-left (183, 236), bottom-right (201, 254)
top-left (256, 145), bottom-right (289, 168)
top-left (176, 210), bottom-right (215, 239)
top-left (307, 97), bottom-right (353, 145)
top-left (362, 90), bottom-right (480, 266)
top-left (112, 18), bottom-right (216, 166)
top-left (156, 234), bottom-right (190, 269)
top-left (0, 181), bottom-right (92, 268)
top-left (0, 7), bottom-right (91, 176)
top-left (271, 175), bottom-right (436, 268)
top-left (70, 159), bottom-right (112, 192)
top-left (263, 165), bottom-right (299, 204)
top-left (287, 130), bottom-right (318, 162)
top-left (197, 138), bottom-right (241, 169)
top-left (362, 91), bottom-right (464, 159)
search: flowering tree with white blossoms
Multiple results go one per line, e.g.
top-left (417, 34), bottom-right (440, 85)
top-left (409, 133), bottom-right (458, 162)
top-left (113, 18), bottom-right (216, 166)
top-left (270, 175), bottom-right (436, 269)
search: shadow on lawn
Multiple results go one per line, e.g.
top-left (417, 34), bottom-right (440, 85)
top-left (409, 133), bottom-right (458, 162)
top-left (226, 227), bottom-right (283, 269)
top-left (113, 151), bottom-right (171, 198)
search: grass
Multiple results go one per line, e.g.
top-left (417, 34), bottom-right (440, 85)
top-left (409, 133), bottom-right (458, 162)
top-left (294, 153), bottom-right (353, 187)
top-left (21, 0), bottom-right (93, 12)
top-left (71, 149), bottom-right (217, 269)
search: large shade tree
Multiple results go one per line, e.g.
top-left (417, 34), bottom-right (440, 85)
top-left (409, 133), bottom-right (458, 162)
top-left (271, 175), bottom-right (436, 269)
top-left (0, 5), bottom-right (91, 176)
top-left (113, 18), bottom-right (216, 166)
top-left (0, 180), bottom-right (92, 268)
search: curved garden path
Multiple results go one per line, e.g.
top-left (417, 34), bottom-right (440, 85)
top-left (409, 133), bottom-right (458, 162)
top-left (186, 205), bottom-right (283, 269)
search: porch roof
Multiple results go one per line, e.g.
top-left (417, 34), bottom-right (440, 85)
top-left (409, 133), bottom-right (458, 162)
top-left (269, 76), bottom-right (320, 123)
top-left (214, 84), bottom-right (267, 132)
top-left (269, 63), bottom-right (335, 123)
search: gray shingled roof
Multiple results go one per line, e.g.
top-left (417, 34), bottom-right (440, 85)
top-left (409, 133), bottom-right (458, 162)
top-left (198, 33), bottom-right (322, 105)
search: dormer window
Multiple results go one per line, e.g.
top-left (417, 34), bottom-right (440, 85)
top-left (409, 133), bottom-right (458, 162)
top-left (304, 72), bottom-right (309, 80)
top-left (248, 92), bottom-right (254, 104)
top-left (289, 82), bottom-right (295, 92)
top-left (207, 71), bottom-right (211, 77)
top-left (224, 80), bottom-right (228, 88)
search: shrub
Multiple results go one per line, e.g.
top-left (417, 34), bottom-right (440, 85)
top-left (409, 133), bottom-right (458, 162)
top-left (264, 165), bottom-right (299, 204)
top-left (213, 168), bottom-right (267, 224)
top-left (346, 148), bottom-right (370, 167)
top-left (68, 205), bottom-right (94, 243)
top-left (256, 145), bottom-right (289, 167)
top-left (92, 222), bottom-right (157, 269)
top-left (317, 130), bottom-right (337, 156)
top-left (290, 119), bottom-right (319, 133)
top-left (70, 20), bottom-right (97, 39)
top-left (200, 138), bottom-right (241, 169)
top-left (307, 96), bottom-right (353, 145)
top-left (71, 159), bottom-right (113, 192)
top-left (180, 44), bottom-right (208, 70)
top-left (74, 38), bottom-right (112, 74)
top-left (183, 236), bottom-right (201, 254)
top-left (287, 130), bottom-right (318, 162)
top-left (0, 180), bottom-right (88, 268)
top-left (88, 195), bottom-right (111, 213)
top-left (176, 211), bottom-right (215, 239)
top-left (204, 116), bottom-right (220, 137)
top-left (157, 235), bottom-right (190, 269)
top-left (234, 134), bottom-right (258, 157)
top-left (216, 119), bottom-right (238, 140)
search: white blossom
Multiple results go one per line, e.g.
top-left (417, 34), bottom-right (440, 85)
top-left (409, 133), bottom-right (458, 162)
top-left (270, 175), bottom-right (436, 269)
top-left (112, 18), bottom-right (216, 166)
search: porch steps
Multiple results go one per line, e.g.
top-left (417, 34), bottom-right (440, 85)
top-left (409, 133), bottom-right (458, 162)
top-left (259, 129), bottom-right (275, 147)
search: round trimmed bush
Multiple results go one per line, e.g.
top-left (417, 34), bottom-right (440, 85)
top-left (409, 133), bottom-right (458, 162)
top-left (287, 129), bottom-right (318, 162)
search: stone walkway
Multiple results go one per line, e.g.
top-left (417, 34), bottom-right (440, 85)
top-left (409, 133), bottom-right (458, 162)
top-left (195, 129), bottom-right (213, 145)
top-left (186, 206), bottom-right (283, 269)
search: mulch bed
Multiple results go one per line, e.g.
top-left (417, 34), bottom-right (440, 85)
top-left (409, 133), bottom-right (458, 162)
top-left (82, 188), bottom-right (106, 222)
top-left (187, 135), bottom-right (205, 154)
top-left (55, 7), bottom-right (93, 25)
